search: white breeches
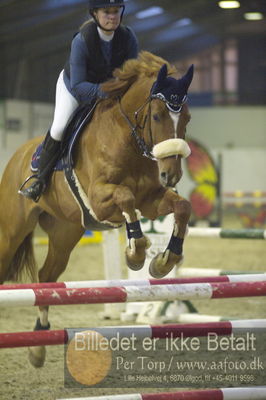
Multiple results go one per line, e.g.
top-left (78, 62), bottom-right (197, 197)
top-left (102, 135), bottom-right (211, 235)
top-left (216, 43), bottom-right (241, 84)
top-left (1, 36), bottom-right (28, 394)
top-left (50, 70), bottom-right (79, 141)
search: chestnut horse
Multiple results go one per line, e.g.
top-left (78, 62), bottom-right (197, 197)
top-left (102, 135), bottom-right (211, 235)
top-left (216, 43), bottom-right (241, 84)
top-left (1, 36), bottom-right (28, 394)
top-left (0, 51), bottom-right (193, 367)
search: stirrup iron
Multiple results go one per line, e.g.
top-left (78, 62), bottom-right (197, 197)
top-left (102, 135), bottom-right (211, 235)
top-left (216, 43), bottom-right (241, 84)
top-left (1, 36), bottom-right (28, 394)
top-left (18, 174), bottom-right (38, 193)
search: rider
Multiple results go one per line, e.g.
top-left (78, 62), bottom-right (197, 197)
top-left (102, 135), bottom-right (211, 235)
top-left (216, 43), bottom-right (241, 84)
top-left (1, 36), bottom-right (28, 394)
top-left (19, 0), bottom-right (138, 202)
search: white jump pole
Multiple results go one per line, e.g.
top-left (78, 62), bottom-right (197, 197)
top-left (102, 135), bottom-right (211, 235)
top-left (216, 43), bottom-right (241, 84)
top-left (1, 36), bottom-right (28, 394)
top-left (101, 230), bottom-right (124, 319)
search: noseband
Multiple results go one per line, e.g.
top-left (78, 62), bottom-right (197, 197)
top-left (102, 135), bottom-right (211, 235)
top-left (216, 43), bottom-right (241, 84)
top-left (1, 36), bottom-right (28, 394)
top-left (118, 95), bottom-right (191, 161)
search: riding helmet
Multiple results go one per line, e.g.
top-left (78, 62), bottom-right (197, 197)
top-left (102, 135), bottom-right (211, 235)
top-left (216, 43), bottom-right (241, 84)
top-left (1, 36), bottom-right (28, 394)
top-left (88, 0), bottom-right (125, 8)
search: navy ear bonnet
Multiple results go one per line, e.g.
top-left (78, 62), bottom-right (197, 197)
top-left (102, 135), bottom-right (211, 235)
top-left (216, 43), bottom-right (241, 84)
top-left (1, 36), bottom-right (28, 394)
top-left (151, 64), bottom-right (194, 112)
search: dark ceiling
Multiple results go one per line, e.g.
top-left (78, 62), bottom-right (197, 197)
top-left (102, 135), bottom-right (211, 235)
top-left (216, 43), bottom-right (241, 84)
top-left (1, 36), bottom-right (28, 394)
top-left (0, 0), bottom-right (265, 101)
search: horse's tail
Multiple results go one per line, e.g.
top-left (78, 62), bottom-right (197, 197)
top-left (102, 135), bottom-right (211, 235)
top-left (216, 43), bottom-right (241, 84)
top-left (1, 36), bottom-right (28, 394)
top-left (6, 232), bottom-right (37, 282)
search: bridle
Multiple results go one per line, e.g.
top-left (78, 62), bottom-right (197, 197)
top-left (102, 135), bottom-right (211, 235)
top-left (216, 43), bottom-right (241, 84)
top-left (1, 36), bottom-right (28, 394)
top-left (118, 94), bottom-right (187, 161)
top-left (118, 96), bottom-right (155, 160)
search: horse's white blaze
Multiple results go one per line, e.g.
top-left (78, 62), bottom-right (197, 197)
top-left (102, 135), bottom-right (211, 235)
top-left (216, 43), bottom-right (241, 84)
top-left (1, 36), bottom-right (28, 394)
top-left (152, 111), bottom-right (191, 159)
top-left (169, 111), bottom-right (180, 138)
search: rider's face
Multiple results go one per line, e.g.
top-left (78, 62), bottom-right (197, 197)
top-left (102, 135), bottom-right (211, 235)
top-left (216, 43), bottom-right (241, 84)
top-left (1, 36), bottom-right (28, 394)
top-left (94, 7), bottom-right (122, 33)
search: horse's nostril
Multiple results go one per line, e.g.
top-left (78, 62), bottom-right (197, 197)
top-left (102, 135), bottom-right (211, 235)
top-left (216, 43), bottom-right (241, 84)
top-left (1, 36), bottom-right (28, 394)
top-left (161, 172), bottom-right (167, 181)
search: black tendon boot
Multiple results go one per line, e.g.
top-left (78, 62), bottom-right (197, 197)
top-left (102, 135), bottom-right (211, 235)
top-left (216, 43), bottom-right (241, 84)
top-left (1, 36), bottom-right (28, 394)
top-left (19, 132), bottom-right (61, 202)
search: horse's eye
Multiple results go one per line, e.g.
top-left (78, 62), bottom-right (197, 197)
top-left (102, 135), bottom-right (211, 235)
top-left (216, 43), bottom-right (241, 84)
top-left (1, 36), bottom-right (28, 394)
top-left (153, 114), bottom-right (160, 122)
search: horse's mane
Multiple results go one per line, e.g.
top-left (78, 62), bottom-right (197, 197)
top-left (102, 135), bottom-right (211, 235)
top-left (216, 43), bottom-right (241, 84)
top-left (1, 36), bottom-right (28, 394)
top-left (101, 51), bottom-right (177, 99)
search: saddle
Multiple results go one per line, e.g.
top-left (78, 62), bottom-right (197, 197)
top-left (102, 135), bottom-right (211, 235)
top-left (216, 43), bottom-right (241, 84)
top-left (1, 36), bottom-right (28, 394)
top-left (31, 101), bottom-right (112, 231)
top-left (31, 101), bottom-right (97, 172)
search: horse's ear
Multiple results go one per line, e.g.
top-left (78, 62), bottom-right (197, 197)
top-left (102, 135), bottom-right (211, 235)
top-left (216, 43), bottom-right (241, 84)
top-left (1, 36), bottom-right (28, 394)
top-left (156, 64), bottom-right (168, 87)
top-left (180, 64), bottom-right (194, 91)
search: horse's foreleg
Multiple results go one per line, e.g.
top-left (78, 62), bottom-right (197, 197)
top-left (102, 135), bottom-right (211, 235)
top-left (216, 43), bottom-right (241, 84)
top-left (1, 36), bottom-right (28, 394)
top-left (113, 186), bottom-right (150, 270)
top-left (149, 190), bottom-right (191, 278)
top-left (123, 208), bottom-right (152, 270)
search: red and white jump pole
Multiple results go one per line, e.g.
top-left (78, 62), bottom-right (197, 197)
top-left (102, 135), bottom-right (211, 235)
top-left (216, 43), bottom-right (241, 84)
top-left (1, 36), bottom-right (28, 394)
top-left (56, 387), bottom-right (266, 400)
top-left (1, 280), bottom-right (266, 307)
top-left (1, 319), bottom-right (265, 348)
top-left (1, 273), bottom-right (266, 291)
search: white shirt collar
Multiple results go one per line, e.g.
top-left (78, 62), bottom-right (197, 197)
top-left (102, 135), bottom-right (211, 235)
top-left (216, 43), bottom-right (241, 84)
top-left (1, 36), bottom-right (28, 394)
top-left (97, 27), bottom-right (114, 42)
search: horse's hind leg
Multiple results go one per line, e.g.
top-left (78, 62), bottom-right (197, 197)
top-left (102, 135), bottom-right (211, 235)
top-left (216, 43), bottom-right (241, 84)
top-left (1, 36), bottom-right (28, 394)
top-left (0, 203), bottom-right (40, 284)
top-left (28, 213), bottom-right (84, 368)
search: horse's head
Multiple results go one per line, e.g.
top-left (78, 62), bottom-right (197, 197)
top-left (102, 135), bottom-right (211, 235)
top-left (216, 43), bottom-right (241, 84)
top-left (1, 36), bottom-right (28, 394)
top-left (102, 52), bottom-right (193, 188)
top-left (149, 63), bottom-right (194, 187)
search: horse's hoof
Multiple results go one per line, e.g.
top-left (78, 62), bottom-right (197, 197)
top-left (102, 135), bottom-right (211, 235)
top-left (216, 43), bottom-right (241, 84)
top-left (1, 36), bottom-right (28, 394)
top-left (125, 247), bottom-right (145, 271)
top-left (125, 235), bottom-right (151, 271)
top-left (28, 346), bottom-right (46, 368)
top-left (149, 252), bottom-right (183, 279)
top-left (126, 261), bottom-right (144, 271)
top-left (149, 254), bottom-right (169, 278)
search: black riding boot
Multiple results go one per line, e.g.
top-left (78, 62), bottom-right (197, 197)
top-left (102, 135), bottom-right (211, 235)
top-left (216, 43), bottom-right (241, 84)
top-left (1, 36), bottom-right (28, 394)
top-left (19, 132), bottom-right (61, 202)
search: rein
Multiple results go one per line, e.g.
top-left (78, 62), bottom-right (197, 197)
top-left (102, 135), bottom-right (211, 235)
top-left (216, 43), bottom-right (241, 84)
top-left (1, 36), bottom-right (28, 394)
top-left (118, 96), bottom-right (156, 160)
